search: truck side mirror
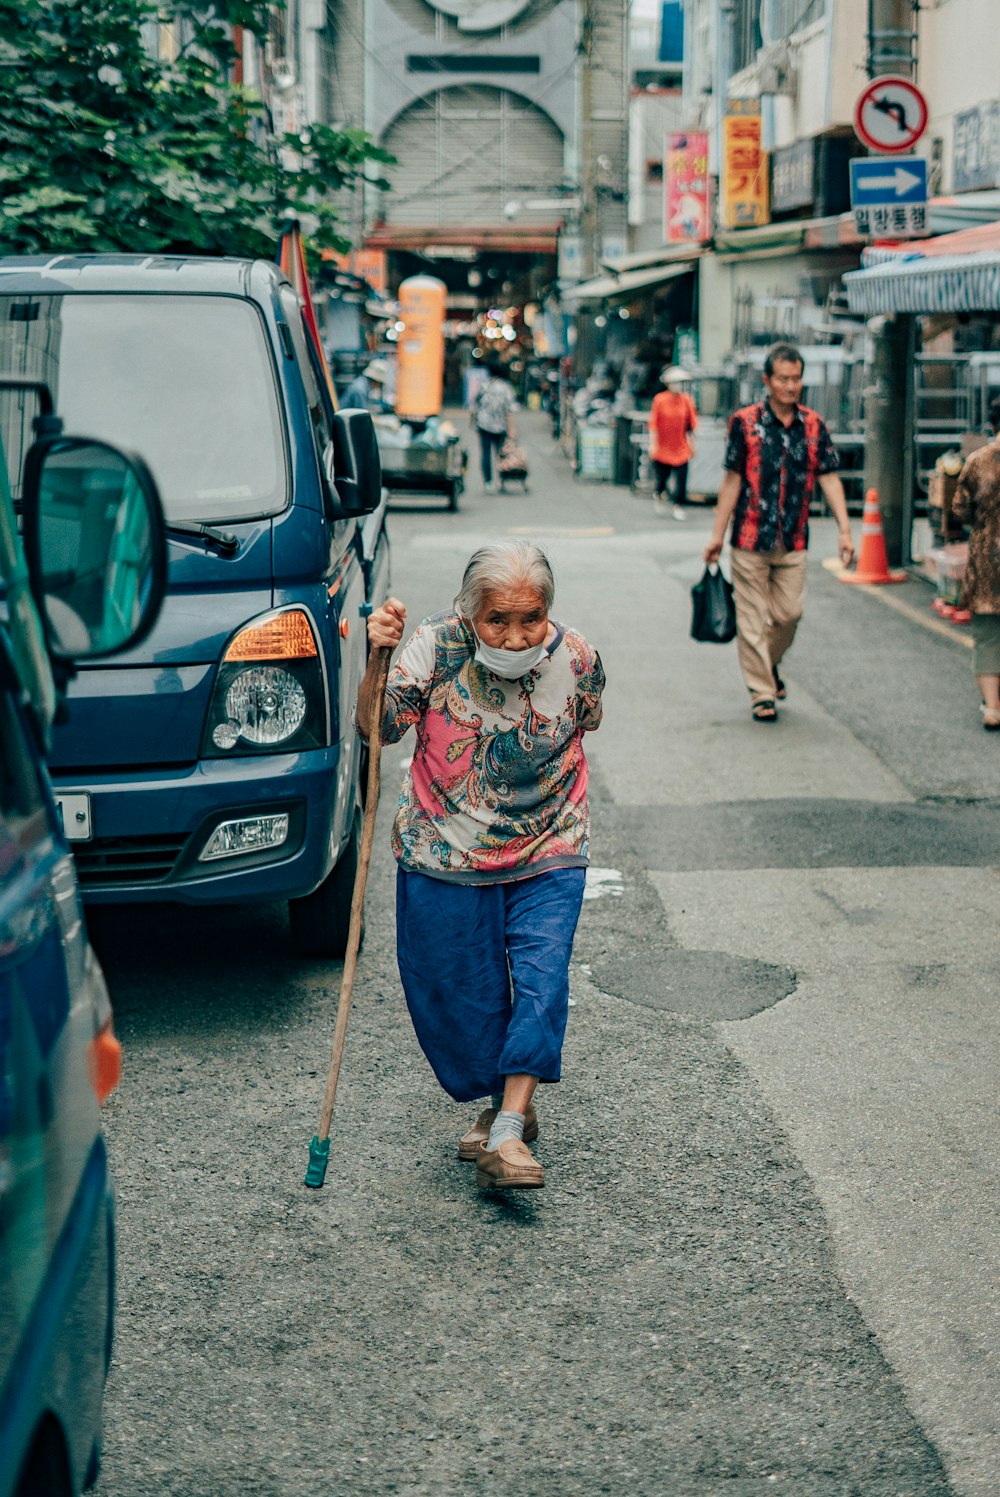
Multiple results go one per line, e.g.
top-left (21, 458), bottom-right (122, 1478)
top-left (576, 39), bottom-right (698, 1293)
top-left (328, 409), bottom-right (383, 517)
top-left (22, 437), bottom-right (167, 661)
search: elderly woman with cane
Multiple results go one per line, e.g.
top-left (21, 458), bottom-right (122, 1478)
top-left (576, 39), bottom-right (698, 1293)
top-left (357, 540), bottom-right (605, 1190)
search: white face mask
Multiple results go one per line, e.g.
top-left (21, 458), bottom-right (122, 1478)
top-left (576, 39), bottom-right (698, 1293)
top-left (473, 637), bottom-right (550, 679)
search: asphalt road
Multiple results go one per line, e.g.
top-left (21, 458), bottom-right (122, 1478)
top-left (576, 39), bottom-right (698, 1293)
top-left (90, 410), bottom-right (998, 1496)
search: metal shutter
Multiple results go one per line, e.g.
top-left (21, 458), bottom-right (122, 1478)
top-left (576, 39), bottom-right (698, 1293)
top-left (381, 84), bottom-right (564, 227)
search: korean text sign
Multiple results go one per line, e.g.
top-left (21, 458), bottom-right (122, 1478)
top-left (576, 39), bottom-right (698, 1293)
top-left (665, 131), bottom-right (710, 242)
top-left (722, 102), bottom-right (769, 229)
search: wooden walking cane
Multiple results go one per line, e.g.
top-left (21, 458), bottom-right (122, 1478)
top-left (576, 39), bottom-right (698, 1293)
top-left (304, 644), bottom-right (391, 1188)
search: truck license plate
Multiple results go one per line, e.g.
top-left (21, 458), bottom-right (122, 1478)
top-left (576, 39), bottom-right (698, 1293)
top-left (55, 793), bottom-right (92, 842)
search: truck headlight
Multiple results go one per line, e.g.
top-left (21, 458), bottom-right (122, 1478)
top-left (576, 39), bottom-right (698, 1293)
top-left (202, 608), bottom-right (328, 757)
top-left (218, 666), bottom-right (307, 747)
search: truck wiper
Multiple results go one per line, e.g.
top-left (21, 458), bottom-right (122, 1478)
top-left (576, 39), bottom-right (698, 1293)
top-left (165, 520), bottom-right (240, 555)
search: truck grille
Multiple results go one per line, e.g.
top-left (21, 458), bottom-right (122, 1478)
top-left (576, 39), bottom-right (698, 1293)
top-left (73, 833), bottom-right (187, 887)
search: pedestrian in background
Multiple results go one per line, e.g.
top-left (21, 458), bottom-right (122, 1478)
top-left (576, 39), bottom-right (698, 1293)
top-left (648, 365), bottom-right (697, 519)
top-left (357, 540), bottom-right (605, 1191)
top-left (954, 396), bottom-right (1000, 730)
top-left (474, 359), bottom-right (517, 492)
top-left (704, 342), bottom-right (854, 723)
top-left (338, 358), bottom-right (388, 411)
top-left (463, 359), bottom-right (489, 413)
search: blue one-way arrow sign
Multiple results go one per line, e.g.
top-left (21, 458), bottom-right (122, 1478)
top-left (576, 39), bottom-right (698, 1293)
top-left (850, 154), bottom-right (929, 238)
top-left (850, 155), bottom-right (928, 205)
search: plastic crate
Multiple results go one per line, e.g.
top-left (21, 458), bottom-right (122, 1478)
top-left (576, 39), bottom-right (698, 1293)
top-left (378, 442), bottom-right (463, 479)
top-left (926, 543), bottom-right (968, 606)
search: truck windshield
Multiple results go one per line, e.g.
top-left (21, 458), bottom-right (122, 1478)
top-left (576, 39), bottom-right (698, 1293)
top-left (0, 294), bottom-right (286, 523)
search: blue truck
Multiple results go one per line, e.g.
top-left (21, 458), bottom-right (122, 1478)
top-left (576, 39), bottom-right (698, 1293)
top-left (0, 256), bottom-right (390, 958)
top-left (0, 387), bottom-right (168, 1494)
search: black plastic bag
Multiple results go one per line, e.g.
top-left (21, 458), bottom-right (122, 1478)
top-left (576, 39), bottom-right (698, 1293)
top-left (690, 564), bottom-right (737, 644)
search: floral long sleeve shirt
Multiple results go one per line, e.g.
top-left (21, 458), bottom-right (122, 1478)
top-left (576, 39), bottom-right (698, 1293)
top-left (955, 438), bottom-right (1000, 615)
top-left (381, 612), bottom-right (605, 884)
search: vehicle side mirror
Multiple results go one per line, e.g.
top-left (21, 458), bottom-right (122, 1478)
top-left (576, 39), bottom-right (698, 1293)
top-left (327, 409), bottom-right (382, 517)
top-left (22, 437), bottom-right (167, 661)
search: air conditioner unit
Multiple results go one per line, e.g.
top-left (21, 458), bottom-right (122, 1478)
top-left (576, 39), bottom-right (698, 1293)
top-left (758, 45), bottom-right (796, 97)
top-left (271, 58), bottom-right (297, 93)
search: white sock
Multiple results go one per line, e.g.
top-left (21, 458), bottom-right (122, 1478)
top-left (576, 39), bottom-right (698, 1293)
top-left (486, 1109), bottom-right (525, 1151)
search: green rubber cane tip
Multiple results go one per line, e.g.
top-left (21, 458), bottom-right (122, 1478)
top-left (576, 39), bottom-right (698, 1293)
top-left (304, 1135), bottom-right (330, 1188)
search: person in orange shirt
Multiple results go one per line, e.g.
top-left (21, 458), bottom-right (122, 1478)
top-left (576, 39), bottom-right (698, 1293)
top-left (648, 365), bottom-right (698, 519)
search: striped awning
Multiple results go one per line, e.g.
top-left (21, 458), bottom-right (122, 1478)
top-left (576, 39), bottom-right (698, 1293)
top-left (562, 260), bottom-right (695, 304)
top-left (843, 249), bottom-right (1000, 315)
top-left (858, 245), bottom-right (924, 268)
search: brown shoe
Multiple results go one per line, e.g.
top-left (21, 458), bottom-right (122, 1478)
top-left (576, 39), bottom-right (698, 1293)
top-left (475, 1137), bottom-right (544, 1190)
top-left (457, 1104), bottom-right (538, 1161)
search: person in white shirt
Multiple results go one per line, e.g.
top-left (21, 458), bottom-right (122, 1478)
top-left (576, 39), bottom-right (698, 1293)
top-left (473, 359), bottom-right (517, 492)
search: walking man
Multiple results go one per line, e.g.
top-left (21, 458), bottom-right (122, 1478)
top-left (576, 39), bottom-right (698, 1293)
top-left (703, 343), bottom-right (854, 722)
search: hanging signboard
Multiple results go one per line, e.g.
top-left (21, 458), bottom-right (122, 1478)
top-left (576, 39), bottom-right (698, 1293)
top-left (351, 249), bottom-right (388, 296)
top-left (771, 138), bottom-right (815, 214)
top-left (558, 234), bottom-right (583, 282)
top-left (665, 131), bottom-right (710, 242)
top-left (327, 247), bottom-right (389, 296)
top-left (953, 101), bottom-right (1000, 192)
top-left (721, 102), bottom-right (769, 229)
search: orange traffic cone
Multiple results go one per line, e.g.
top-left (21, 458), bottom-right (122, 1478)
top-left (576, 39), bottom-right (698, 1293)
top-left (839, 488), bottom-right (907, 585)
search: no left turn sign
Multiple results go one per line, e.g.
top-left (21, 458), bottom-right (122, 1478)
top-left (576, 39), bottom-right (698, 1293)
top-left (853, 76), bottom-right (929, 153)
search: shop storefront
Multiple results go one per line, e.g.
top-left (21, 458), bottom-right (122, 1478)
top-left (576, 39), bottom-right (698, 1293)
top-left (844, 230), bottom-right (1000, 581)
top-left (560, 253), bottom-right (700, 481)
top-left (699, 216), bottom-right (865, 366)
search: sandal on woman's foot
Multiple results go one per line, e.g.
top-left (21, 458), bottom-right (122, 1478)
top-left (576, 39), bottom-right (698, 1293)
top-left (772, 669), bottom-right (786, 700)
top-left (752, 699), bottom-right (778, 723)
top-left (980, 704), bottom-right (1000, 730)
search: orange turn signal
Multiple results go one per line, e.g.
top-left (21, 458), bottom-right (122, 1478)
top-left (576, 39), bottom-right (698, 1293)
top-left (224, 610), bottom-right (318, 662)
top-left (87, 1025), bottom-right (122, 1105)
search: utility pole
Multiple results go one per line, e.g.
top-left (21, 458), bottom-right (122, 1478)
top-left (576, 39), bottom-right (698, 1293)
top-left (714, 0), bottom-right (734, 214)
top-left (864, 315), bottom-right (916, 565)
top-left (861, 0), bottom-right (920, 565)
top-left (867, 0), bottom-right (917, 79)
top-left (579, 0), bottom-right (597, 277)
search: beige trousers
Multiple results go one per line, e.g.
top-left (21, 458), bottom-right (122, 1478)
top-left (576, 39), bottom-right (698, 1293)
top-left (729, 547), bottom-right (807, 702)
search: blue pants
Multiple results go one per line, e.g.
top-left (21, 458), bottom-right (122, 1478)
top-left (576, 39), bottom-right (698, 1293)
top-left (395, 867), bottom-right (587, 1103)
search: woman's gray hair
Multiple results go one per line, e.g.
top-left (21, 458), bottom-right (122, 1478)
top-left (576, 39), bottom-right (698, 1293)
top-left (455, 540), bottom-right (555, 618)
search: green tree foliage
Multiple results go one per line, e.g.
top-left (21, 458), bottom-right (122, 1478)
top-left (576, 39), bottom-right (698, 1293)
top-left (0, 0), bottom-right (392, 255)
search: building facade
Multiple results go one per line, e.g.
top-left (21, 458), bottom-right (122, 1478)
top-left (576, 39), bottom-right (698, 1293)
top-left (627, 4), bottom-right (685, 253)
top-left (322, 0), bottom-right (628, 295)
top-left (674, 0), bottom-right (1000, 357)
top-left (676, 0), bottom-right (872, 366)
top-left (922, 0), bottom-right (999, 198)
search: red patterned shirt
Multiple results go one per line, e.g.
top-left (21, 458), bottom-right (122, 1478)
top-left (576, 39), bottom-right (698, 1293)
top-left (724, 400), bottom-right (839, 552)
